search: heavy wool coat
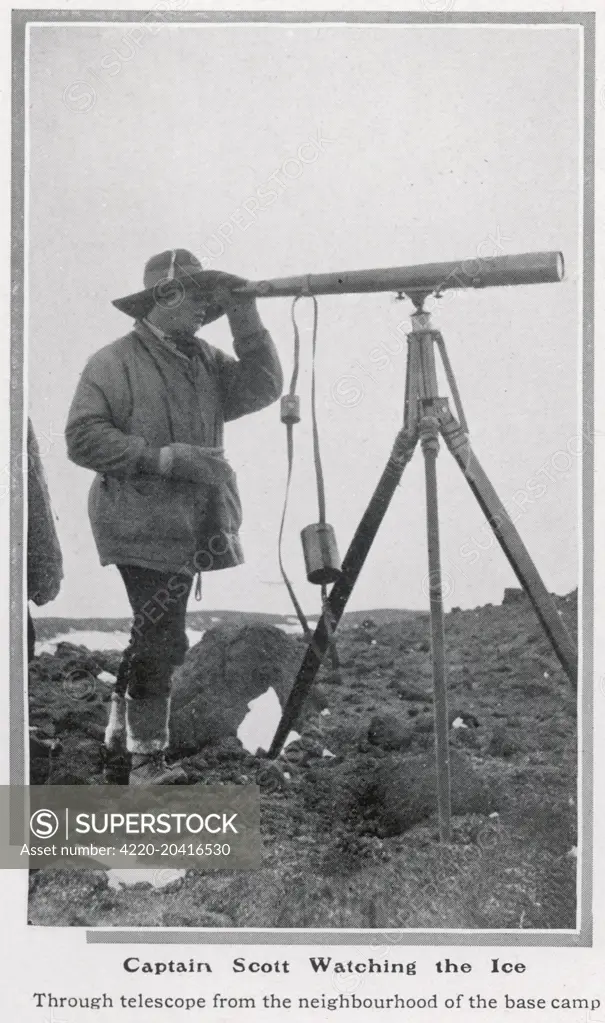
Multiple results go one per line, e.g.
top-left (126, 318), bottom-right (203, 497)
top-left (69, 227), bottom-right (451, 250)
top-left (28, 418), bottom-right (63, 605)
top-left (65, 320), bottom-right (283, 575)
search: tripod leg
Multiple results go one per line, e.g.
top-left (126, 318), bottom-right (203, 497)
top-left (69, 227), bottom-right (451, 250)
top-left (439, 407), bottom-right (577, 686)
top-left (268, 427), bottom-right (418, 757)
top-left (328, 637), bottom-right (342, 682)
top-left (421, 415), bottom-right (452, 844)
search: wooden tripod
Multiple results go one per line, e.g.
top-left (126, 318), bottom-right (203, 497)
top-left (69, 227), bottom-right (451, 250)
top-left (268, 298), bottom-right (577, 843)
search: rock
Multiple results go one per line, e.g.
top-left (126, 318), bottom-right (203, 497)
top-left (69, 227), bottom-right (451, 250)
top-left (450, 711), bottom-right (480, 728)
top-left (52, 642), bottom-right (104, 677)
top-left (91, 650), bottom-right (123, 675)
top-left (375, 751), bottom-right (496, 836)
top-left (398, 685), bottom-right (434, 703)
top-left (451, 727), bottom-right (481, 750)
top-left (282, 736), bottom-right (325, 764)
top-left (367, 714), bottom-right (414, 751)
top-left (184, 754), bottom-right (209, 773)
top-left (487, 724), bottom-right (519, 758)
top-left (169, 625), bottom-right (301, 755)
top-left (411, 713), bottom-right (435, 734)
top-left (255, 761), bottom-right (290, 792)
top-left (305, 750), bottom-right (497, 838)
top-left (30, 868), bottom-right (109, 897)
top-left (47, 734), bottom-right (103, 784)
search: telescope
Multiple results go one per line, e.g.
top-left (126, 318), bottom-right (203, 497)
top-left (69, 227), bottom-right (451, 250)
top-left (235, 250), bottom-right (564, 302)
top-left (263, 244), bottom-right (577, 849)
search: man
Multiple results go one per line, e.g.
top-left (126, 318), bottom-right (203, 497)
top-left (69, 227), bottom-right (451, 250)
top-left (66, 249), bottom-right (283, 784)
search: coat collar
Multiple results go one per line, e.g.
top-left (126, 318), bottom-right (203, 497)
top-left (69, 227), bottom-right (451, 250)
top-left (133, 319), bottom-right (213, 372)
top-left (134, 318), bottom-right (194, 361)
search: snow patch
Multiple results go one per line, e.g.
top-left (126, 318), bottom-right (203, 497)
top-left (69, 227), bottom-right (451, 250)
top-left (36, 628), bottom-right (204, 655)
top-left (106, 868), bottom-right (186, 890)
top-left (185, 629), bottom-right (204, 648)
top-left (97, 670), bottom-right (116, 685)
top-left (277, 618), bottom-right (318, 636)
top-left (36, 630), bottom-right (131, 654)
top-left (236, 686), bottom-right (299, 755)
top-left (96, 666), bottom-right (116, 683)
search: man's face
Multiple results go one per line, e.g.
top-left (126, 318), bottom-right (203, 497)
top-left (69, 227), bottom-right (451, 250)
top-left (155, 284), bottom-right (211, 333)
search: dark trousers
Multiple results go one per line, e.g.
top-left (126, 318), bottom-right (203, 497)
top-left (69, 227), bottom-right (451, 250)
top-left (115, 565), bottom-right (193, 701)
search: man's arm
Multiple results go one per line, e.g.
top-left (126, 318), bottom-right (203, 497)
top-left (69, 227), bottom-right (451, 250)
top-left (66, 346), bottom-right (234, 483)
top-left (214, 291), bottom-right (284, 422)
top-left (65, 346), bottom-right (159, 477)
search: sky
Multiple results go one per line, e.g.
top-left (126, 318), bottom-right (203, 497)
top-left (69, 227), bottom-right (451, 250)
top-left (26, 21), bottom-right (582, 620)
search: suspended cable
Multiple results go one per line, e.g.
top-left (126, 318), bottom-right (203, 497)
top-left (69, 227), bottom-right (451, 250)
top-left (277, 297), bottom-right (312, 643)
top-left (278, 296), bottom-right (342, 663)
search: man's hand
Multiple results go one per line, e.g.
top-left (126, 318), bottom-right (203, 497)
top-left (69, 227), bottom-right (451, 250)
top-left (161, 443), bottom-right (235, 486)
top-left (210, 273), bottom-right (253, 314)
top-left (206, 272), bottom-right (263, 337)
top-left (187, 270), bottom-right (257, 328)
top-left (139, 441), bottom-right (236, 486)
top-left (191, 268), bottom-right (262, 335)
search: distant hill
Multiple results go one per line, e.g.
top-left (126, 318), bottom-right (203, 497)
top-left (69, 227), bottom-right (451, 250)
top-left (32, 608), bottom-right (429, 642)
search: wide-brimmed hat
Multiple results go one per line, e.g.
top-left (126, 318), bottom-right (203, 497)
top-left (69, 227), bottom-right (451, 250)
top-left (112, 248), bottom-right (229, 324)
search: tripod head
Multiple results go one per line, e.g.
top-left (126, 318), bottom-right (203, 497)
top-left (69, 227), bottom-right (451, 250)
top-left (395, 288), bottom-right (433, 312)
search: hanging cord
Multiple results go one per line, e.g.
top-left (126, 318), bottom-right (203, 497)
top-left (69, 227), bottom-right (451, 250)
top-left (309, 295), bottom-right (327, 525)
top-left (310, 298), bottom-right (340, 657)
top-left (278, 297), bottom-right (313, 643)
top-left (278, 295), bottom-right (342, 676)
top-left (277, 296), bottom-right (340, 674)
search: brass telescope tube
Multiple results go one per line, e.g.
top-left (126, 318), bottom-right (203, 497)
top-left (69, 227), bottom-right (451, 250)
top-left (234, 251), bottom-right (564, 299)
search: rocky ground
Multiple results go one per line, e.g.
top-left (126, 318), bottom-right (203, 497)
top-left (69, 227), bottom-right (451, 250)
top-left (27, 590), bottom-right (578, 930)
